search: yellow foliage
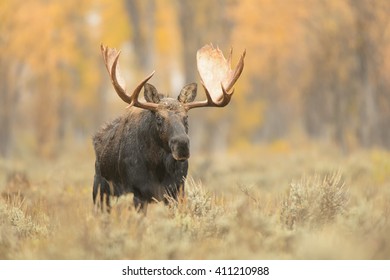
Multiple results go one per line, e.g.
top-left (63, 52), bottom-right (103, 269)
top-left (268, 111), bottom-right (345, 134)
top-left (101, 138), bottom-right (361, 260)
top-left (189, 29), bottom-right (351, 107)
top-left (98, 0), bottom-right (130, 46)
top-left (269, 140), bottom-right (291, 154)
top-left (230, 0), bottom-right (307, 74)
top-left (155, 0), bottom-right (180, 56)
top-left (154, 0), bottom-right (182, 91)
top-left (2, 0), bottom-right (390, 156)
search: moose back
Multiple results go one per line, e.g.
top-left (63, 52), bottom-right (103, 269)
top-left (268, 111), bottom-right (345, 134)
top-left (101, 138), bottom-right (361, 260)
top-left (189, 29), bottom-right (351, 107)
top-left (93, 44), bottom-right (245, 213)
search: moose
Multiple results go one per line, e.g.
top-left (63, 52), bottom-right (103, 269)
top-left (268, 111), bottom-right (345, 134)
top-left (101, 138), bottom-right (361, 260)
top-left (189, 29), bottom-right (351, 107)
top-left (93, 44), bottom-right (245, 213)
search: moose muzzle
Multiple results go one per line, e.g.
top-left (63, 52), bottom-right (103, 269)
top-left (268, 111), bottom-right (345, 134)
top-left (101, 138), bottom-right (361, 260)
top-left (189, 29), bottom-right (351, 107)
top-left (169, 135), bottom-right (190, 161)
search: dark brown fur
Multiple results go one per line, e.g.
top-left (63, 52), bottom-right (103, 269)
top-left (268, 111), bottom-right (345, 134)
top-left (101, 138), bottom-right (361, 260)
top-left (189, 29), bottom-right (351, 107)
top-left (92, 83), bottom-right (197, 212)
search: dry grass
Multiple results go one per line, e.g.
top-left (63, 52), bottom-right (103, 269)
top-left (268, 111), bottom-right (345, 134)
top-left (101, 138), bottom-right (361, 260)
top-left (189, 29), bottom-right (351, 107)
top-left (0, 143), bottom-right (390, 259)
top-left (280, 172), bottom-right (348, 230)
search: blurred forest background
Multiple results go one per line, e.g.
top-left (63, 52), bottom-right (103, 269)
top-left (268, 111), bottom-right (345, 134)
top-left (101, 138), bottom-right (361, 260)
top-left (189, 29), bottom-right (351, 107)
top-left (1, 0), bottom-right (390, 159)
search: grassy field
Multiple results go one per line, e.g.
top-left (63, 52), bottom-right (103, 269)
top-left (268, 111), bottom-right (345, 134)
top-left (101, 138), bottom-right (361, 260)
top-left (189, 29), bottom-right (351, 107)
top-left (0, 142), bottom-right (390, 259)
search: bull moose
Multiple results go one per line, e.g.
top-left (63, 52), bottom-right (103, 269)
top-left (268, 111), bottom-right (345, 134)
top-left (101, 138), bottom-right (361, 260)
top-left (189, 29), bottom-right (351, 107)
top-left (93, 44), bottom-right (245, 213)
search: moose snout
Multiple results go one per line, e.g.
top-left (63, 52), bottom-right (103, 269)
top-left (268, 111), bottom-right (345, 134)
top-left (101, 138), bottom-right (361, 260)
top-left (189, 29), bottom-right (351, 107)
top-left (169, 135), bottom-right (190, 161)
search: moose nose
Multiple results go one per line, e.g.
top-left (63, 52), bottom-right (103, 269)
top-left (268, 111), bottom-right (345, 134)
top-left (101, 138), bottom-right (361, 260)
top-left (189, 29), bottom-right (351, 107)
top-left (169, 135), bottom-right (190, 161)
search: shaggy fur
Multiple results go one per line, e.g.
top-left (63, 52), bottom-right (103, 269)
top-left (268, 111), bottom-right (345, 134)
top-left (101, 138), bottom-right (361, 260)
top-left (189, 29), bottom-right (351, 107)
top-left (92, 83), bottom-right (197, 212)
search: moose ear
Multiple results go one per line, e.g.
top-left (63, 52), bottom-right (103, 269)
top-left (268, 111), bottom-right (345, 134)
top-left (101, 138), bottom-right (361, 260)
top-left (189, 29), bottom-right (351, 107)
top-left (144, 83), bottom-right (160, 103)
top-left (178, 83), bottom-right (197, 104)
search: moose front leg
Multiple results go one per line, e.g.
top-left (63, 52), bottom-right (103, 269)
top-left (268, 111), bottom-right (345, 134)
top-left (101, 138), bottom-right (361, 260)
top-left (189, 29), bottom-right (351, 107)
top-left (133, 195), bottom-right (148, 214)
top-left (92, 173), bottom-right (112, 213)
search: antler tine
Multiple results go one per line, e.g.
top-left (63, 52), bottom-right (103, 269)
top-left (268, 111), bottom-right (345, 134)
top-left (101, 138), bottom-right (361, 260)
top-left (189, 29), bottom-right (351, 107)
top-left (101, 44), bottom-right (158, 111)
top-left (186, 44), bottom-right (245, 110)
top-left (128, 71), bottom-right (156, 110)
top-left (109, 49), bottom-right (132, 104)
top-left (225, 49), bottom-right (246, 93)
top-left (185, 82), bottom-right (233, 110)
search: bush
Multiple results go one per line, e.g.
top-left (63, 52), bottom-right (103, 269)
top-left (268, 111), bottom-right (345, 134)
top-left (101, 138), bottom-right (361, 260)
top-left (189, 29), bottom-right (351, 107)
top-left (166, 178), bottom-right (227, 239)
top-left (280, 172), bottom-right (349, 230)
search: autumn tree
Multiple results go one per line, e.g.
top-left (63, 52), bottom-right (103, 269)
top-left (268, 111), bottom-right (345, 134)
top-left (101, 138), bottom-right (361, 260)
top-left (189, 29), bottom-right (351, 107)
top-left (229, 0), bottom-right (308, 147)
top-left (2, 0), bottom-right (390, 159)
top-left (0, 0), bottom-right (130, 158)
top-left (350, 0), bottom-right (390, 148)
top-left (303, 0), bottom-right (390, 150)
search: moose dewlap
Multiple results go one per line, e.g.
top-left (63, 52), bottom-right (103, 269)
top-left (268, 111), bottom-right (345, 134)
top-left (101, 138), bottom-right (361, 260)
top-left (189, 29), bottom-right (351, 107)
top-left (93, 44), bottom-right (245, 213)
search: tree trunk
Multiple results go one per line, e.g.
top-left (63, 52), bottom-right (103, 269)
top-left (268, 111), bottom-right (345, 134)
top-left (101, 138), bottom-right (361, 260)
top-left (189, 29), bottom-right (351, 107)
top-left (177, 1), bottom-right (198, 83)
top-left (124, 0), bottom-right (156, 72)
top-left (360, 77), bottom-right (377, 147)
top-left (0, 61), bottom-right (22, 158)
top-left (0, 86), bottom-right (12, 157)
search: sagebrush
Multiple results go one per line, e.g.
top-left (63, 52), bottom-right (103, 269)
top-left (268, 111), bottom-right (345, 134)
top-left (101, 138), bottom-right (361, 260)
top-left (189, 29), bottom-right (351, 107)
top-left (0, 146), bottom-right (389, 259)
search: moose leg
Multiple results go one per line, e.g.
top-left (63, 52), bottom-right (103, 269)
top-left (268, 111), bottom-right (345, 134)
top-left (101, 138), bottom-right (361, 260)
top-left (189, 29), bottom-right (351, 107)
top-left (92, 174), bottom-right (109, 212)
top-left (92, 174), bottom-right (100, 205)
top-left (93, 162), bottom-right (112, 212)
top-left (93, 178), bottom-right (111, 213)
top-left (133, 195), bottom-right (148, 215)
top-left (105, 191), bottom-right (111, 213)
top-left (101, 179), bottom-right (112, 212)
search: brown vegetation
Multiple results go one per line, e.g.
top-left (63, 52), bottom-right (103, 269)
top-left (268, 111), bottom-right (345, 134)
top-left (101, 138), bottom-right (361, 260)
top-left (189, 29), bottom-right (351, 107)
top-left (1, 144), bottom-right (389, 259)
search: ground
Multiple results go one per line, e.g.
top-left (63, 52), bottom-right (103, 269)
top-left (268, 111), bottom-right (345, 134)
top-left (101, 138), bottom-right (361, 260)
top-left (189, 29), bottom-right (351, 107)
top-left (0, 142), bottom-right (389, 259)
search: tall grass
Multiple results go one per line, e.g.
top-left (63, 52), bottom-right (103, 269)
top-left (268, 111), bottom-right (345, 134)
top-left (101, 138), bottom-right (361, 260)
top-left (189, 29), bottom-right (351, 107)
top-left (0, 144), bottom-right (389, 259)
top-left (281, 172), bottom-right (349, 229)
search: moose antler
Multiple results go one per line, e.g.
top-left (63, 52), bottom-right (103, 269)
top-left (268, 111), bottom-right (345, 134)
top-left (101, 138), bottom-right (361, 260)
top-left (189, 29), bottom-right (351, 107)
top-left (100, 44), bottom-right (158, 111)
top-left (186, 44), bottom-right (246, 110)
